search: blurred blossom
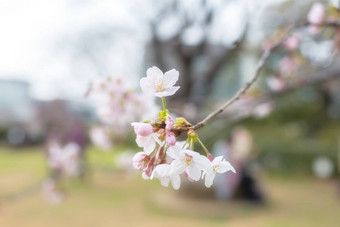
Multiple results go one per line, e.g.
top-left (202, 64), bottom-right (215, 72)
top-left (307, 3), bottom-right (325, 34)
top-left (312, 156), bottom-right (334, 179)
top-left (89, 126), bottom-right (112, 150)
top-left (266, 77), bottom-right (286, 91)
top-left (47, 141), bottom-right (81, 177)
top-left (307, 3), bottom-right (325, 25)
top-left (92, 76), bottom-right (158, 132)
top-left (283, 34), bottom-right (300, 51)
top-left (279, 56), bottom-right (298, 78)
top-left (115, 151), bottom-right (135, 172)
top-left (42, 178), bottom-right (65, 204)
top-left (252, 102), bottom-right (274, 119)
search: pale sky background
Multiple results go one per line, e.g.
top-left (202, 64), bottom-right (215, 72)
top-left (0, 0), bottom-right (138, 100)
top-left (0, 0), bottom-right (313, 101)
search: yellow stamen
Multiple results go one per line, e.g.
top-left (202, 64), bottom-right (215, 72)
top-left (154, 78), bottom-right (164, 92)
top-left (185, 154), bottom-right (192, 166)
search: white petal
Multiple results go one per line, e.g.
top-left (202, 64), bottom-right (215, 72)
top-left (140, 77), bottom-right (154, 94)
top-left (167, 145), bottom-right (183, 159)
top-left (159, 177), bottom-right (170, 187)
top-left (146, 66), bottom-right (163, 80)
top-left (144, 141), bottom-right (156, 155)
top-left (171, 175), bottom-right (181, 190)
top-left (186, 165), bottom-right (201, 181)
top-left (194, 155), bottom-right (211, 171)
top-left (204, 172), bottom-right (216, 188)
top-left (164, 86), bottom-right (180, 96)
top-left (170, 160), bottom-right (187, 175)
top-left (163, 69), bottom-right (179, 87)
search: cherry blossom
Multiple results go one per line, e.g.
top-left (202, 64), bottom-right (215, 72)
top-left (140, 66), bottom-right (180, 97)
top-left (131, 67), bottom-right (236, 189)
top-left (47, 142), bottom-right (81, 177)
top-left (89, 126), bottom-right (113, 150)
top-left (202, 156), bottom-right (236, 188)
top-left (167, 146), bottom-right (210, 181)
top-left (151, 164), bottom-right (181, 190)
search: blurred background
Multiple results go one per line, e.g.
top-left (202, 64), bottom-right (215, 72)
top-left (1, 0), bottom-right (340, 226)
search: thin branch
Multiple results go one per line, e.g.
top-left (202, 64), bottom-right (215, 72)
top-left (187, 25), bottom-right (294, 131)
top-left (176, 21), bottom-right (340, 132)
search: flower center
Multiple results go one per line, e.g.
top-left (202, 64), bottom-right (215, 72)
top-left (212, 165), bottom-right (220, 173)
top-left (185, 154), bottom-right (193, 166)
top-left (154, 78), bottom-right (164, 92)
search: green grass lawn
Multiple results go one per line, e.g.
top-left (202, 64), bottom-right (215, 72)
top-left (1, 145), bottom-right (340, 227)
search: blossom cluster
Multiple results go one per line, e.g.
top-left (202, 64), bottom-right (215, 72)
top-left (46, 141), bottom-right (81, 177)
top-left (91, 77), bottom-right (158, 132)
top-left (264, 2), bottom-right (340, 92)
top-left (132, 66), bottom-right (235, 189)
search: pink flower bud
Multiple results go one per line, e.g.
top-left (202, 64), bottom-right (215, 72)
top-left (165, 132), bottom-right (176, 146)
top-left (132, 122), bottom-right (153, 136)
top-left (165, 116), bottom-right (174, 133)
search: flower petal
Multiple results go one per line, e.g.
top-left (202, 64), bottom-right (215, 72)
top-left (171, 175), bottom-right (181, 190)
top-left (204, 172), bottom-right (215, 188)
top-left (163, 69), bottom-right (179, 87)
top-left (140, 77), bottom-right (154, 94)
top-left (186, 165), bottom-right (201, 181)
top-left (170, 159), bottom-right (187, 175)
top-left (146, 66), bottom-right (163, 80)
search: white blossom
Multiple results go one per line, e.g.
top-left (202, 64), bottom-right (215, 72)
top-left (202, 156), bottom-right (236, 188)
top-left (151, 164), bottom-right (181, 190)
top-left (140, 66), bottom-right (180, 97)
top-left (167, 145), bottom-right (210, 181)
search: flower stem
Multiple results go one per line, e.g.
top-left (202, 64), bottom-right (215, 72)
top-left (161, 97), bottom-right (166, 111)
top-left (197, 137), bottom-right (211, 156)
top-left (190, 138), bottom-right (194, 150)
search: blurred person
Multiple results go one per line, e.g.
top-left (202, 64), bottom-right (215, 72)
top-left (213, 127), bottom-right (265, 203)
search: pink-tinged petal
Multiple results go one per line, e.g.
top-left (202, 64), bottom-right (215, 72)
top-left (165, 116), bottom-right (174, 132)
top-left (163, 69), bottom-right (179, 87)
top-left (165, 133), bottom-right (176, 146)
top-left (204, 172), bottom-right (216, 188)
top-left (186, 165), bottom-right (201, 181)
top-left (171, 175), bottom-right (181, 190)
top-left (146, 66), bottom-right (163, 80)
top-left (132, 122), bottom-right (153, 136)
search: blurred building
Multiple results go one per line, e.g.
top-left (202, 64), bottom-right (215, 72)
top-left (0, 79), bottom-right (34, 127)
top-left (0, 78), bottom-right (96, 145)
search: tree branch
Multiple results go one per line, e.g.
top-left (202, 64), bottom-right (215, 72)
top-left (176, 21), bottom-right (340, 132)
